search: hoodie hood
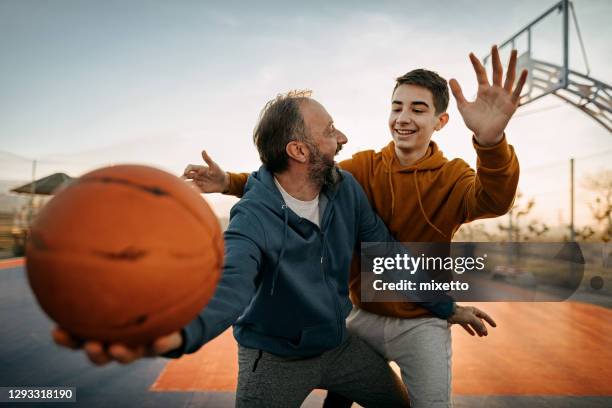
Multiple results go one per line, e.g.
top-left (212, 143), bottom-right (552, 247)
top-left (380, 140), bottom-right (448, 172)
top-left (380, 141), bottom-right (449, 239)
top-left (244, 165), bottom-right (341, 212)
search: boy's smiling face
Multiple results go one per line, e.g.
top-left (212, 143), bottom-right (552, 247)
top-left (389, 84), bottom-right (448, 156)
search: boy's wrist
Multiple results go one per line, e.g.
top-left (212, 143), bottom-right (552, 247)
top-left (474, 133), bottom-right (505, 147)
top-left (472, 134), bottom-right (513, 165)
top-left (221, 172), bottom-right (230, 194)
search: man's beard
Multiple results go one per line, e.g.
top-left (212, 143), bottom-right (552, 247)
top-left (307, 142), bottom-right (342, 189)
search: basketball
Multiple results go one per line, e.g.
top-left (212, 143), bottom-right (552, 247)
top-left (25, 165), bottom-right (223, 346)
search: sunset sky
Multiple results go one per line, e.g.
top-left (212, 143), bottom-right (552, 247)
top-left (1, 0), bottom-right (610, 227)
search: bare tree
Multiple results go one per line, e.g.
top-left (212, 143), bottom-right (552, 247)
top-left (498, 190), bottom-right (549, 242)
top-left (454, 223), bottom-right (497, 242)
top-left (583, 170), bottom-right (612, 242)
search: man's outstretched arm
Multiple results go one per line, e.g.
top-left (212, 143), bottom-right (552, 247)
top-left (173, 205), bottom-right (264, 355)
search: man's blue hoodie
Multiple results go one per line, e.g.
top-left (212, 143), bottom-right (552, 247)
top-left (174, 166), bottom-right (454, 358)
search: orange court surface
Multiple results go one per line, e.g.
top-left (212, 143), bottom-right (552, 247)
top-left (153, 302), bottom-right (612, 396)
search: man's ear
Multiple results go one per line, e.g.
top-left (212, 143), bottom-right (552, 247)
top-left (435, 112), bottom-right (449, 131)
top-left (286, 140), bottom-right (308, 163)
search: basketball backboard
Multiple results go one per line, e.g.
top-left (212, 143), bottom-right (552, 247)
top-left (483, 0), bottom-right (569, 106)
top-left (482, 0), bottom-right (611, 131)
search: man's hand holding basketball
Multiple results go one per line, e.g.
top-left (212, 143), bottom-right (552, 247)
top-left (449, 45), bottom-right (528, 147)
top-left (52, 326), bottom-right (183, 366)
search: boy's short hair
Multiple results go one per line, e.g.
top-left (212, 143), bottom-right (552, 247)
top-left (394, 69), bottom-right (449, 115)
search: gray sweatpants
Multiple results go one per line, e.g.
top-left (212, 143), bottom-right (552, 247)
top-left (235, 333), bottom-right (410, 408)
top-left (347, 307), bottom-right (453, 408)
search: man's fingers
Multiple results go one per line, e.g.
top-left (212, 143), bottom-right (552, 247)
top-left (512, 69), bottom-right (528, 104)
top-left (460, 323), bottom-right (475, 336)
top-left (491, 45), bottom-right (503, 87)
top-left (474, 308), bottom-right (497, 328)
top-left (84, 342), bottom-right (112, 366)
top-left (52, 327), bottom-right (83, 350)
top-left (151, 332), bottom-right (183, 355)
top-left (470, 317), bottom-right (488, 336)
top-left (108, 344), bottom-right (146, 364)
top-left (503, 49), bottom-right (518, 92)
top-left (469, 52), bottom-right (489, 86)
top-left (449, 79), bottom-right (468, 108)
top-left (53, 328), bottom-right (176, 365)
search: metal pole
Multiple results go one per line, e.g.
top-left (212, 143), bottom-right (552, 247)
top-left (562, 0), bottom-right (569, 88)
top-left (28, 160), bottom-right (37, 225)
top-left (570, 158), bottom-right (575, 241)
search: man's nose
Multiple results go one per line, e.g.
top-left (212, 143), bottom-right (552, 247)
top-left (337, 129), bottom-right (348, 145)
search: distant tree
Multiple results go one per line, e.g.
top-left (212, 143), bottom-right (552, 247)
top-left (498, 190), bottom-right (550, 242)
top-left (454, 223), bottom-right (497, 242)
top-left (575, 226), bottom-right (595, 241)
top-left (526, 220), bottom-right (550, 241)
top-left (583, 170), bottom-right (612, 242)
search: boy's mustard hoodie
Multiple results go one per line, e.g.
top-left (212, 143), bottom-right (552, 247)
top-left (227, 136), bottom-right (519, 318)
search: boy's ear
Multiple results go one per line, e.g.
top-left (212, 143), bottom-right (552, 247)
top-left (435, 112), bottom-right (449, 131)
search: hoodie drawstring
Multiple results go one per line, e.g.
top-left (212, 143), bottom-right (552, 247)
top-left (412, 170), bottom-right (448, 239)
top-left (387, 168), bottom-right (396, 217)
top-left (270, 204), bottom-right (289, 296)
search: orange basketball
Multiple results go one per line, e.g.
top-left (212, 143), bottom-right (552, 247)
top-left (25, 165), bottom-right (223, 346)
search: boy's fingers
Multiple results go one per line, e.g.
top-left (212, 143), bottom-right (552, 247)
top-left (202, 150), bottom-right (218, 169)
top-left (491, 45), bottom-right (503, 86)
top-left (183, 164), bottom-right (203, 176)
top-left (504, 49), bottom-right (517, 92)
top-left (449, 79), bottom-right (468, 108)
top-left (512, 69), bottom-right (528, 104)
top-left (469, 52), bottom-right (489, 86)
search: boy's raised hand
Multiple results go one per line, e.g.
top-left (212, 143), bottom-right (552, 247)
top-left (449, 45), bottom-right (528, 147)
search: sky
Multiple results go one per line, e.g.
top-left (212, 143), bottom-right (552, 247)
top-left (1, 0), bottom-right (611, 225)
